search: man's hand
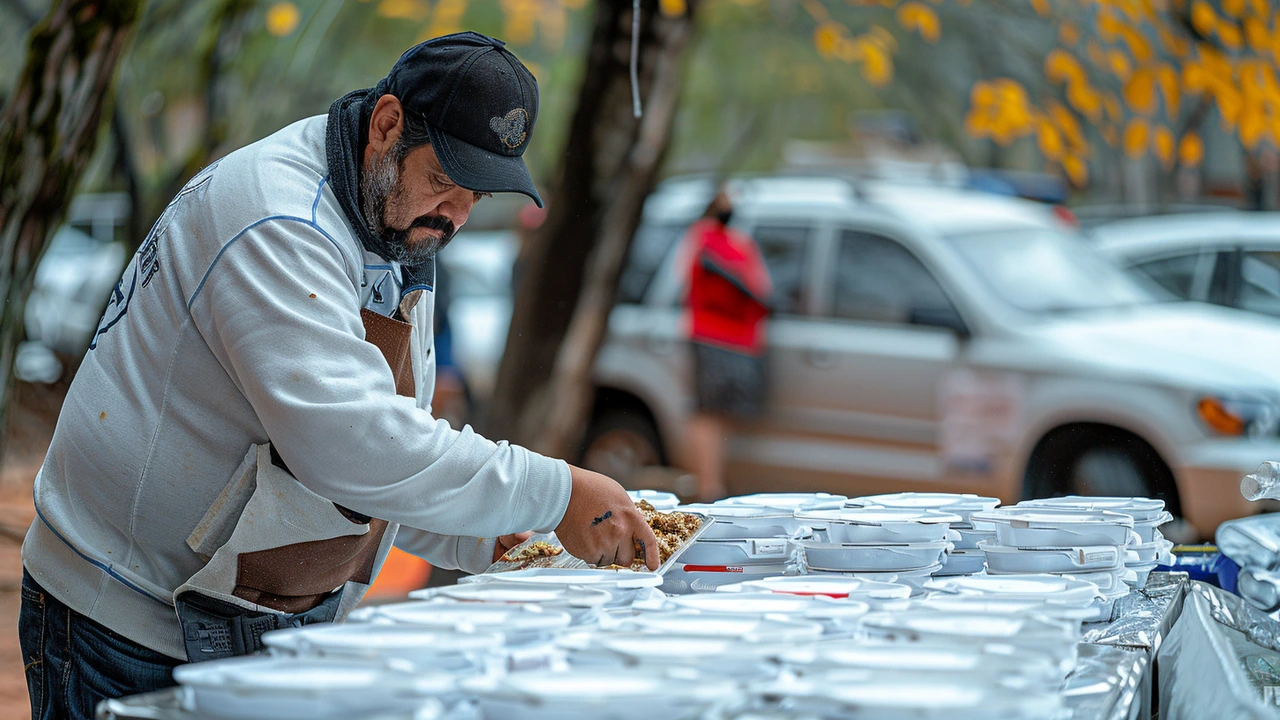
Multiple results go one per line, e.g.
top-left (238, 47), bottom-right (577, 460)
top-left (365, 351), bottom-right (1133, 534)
top-left (493, 532), bottom-right (534, 563)
top-left (554, 465), bottom-right (660, 571)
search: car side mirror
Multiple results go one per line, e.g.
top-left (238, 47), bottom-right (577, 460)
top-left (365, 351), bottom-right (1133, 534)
top-left (908, 305), bottom-right (970, 338)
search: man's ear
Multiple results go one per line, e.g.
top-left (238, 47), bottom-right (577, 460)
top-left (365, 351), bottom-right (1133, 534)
top-left (367, 95), bottom-right (405, 157)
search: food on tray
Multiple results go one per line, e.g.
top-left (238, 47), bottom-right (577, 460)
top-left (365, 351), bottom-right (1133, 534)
top-left (610, 500), bottom-right (702, 569)
top-left (501, 540), bottom-right (564, 563)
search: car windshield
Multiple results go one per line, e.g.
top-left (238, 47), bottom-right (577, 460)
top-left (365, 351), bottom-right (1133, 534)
top-left (948, 227), bottom-right (1154, 313)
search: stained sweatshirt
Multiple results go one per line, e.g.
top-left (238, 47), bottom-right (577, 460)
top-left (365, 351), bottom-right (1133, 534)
top-left (21, 115), bottom-right (573, 659)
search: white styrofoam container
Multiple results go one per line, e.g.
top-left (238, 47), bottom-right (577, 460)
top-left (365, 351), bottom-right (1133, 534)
top-left (1133, 512), bottom-right (1175, 543)
top-left (665, 592), bottom-right (870, 633)
top-left (848, 492), bottom-right (1000, 523)
top-left (924, 574), bottom-right (1104, 607)
top-left (174, 657), bottom-right (450, 720)
top-left (722, 575), bottom-right (913, 601)
top-left (677, 503), bottom-right (806, 540)
top-left (347, 601), bottom-right (572, 645)
top-left (797, 540), bottom-right (951, 572)
top-left (803, 563), bottom-right (942, 592)
top-left (627, 489), bottom-right (681, 510)
top-left (412, 582), bottom-right (612, 622)
top-left (1127, 561), bottom-right (1160, 588)
top-left (780, 642), bottom-right (1064, 687)
top-left (1127, 537), bottom-right (1174, 565)
top-left (752, 675), bottom-right (1064, 720)
top-left (794, 507), bottom-right (960, 544)
top-left (972, 508), bottom-right (1135, 547)
top-left (616, 611), bottom-right (826, 643)
top-left (564, 634), bottom-right (782, 681)
top-left (459, 568), bottom-right (663, 608)
top-left (980, 541), bottom-right (1125, 574)
top-left (662, 562), bottom-right (790, 594)
top-left (1060, 567), bottom-right (1135, 595)
top-left (1016, 495), bottom-right (1166, 523)
top-left (952, 526), bottom-right (997, 550)
top-left (935, 548), bottom-right (986, 576)
top-left (262, 625), bottom-right (501, 672)
top-left (716, 492), bottom-right (847, 511)
top-left (464, 670), bottom-right (736, 720)
top-left (678, 537), bottom-right (793, 566)
top-left (857, 610), bottom-right (1079, 654)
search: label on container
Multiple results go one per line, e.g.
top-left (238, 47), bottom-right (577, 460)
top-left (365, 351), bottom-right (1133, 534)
top-left (1082, 550), bottom-right (1114, 564)
top-left (752, 540), bottom-right (788, 557)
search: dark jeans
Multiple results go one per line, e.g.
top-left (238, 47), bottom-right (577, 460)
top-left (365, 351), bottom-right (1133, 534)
top-left (18, 569), bottom-right (180, 720)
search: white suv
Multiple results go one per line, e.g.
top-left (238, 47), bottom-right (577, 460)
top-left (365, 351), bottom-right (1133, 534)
top-left (586, 175), bottom-right (1280, 539)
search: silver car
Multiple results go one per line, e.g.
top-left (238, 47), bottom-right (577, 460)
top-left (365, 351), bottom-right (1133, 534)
top-left (1092, 212), bottom-right (1280, 319)
top-left (588, 176), bottom-right (1280, 539)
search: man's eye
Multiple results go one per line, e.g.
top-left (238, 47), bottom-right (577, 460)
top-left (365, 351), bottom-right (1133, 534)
top-left (473, 191), bottom-right (492, 202)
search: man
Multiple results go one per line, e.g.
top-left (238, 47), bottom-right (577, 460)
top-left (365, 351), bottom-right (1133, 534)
top-left (18, 32), bottom-right (657, 719)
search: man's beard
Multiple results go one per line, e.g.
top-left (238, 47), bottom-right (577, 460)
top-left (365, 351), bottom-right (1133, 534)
top-left (360, 142), bottom-right (456, 265)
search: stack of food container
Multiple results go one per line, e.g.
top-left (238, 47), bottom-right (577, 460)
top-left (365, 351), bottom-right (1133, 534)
top-left (971, 504), bottom-right (1140, 621)
top-left (849, 492), bottom-right (999, 576)
top-left (788, 505), bottom-right (959, 591)
top-left (153, 490), bottom-right (1175, 720)
top-left (1016, 495), bottom-right (1175, 587)
top-left (663, 494), bottom-right (840, 593)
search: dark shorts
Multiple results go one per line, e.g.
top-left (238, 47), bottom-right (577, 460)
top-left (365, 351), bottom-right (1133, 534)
top-left (693, 342), bottom-right (767, 417)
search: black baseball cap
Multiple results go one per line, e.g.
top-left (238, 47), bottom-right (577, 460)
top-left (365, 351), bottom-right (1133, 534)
top-left (377, 32), bottom-right (542, 207)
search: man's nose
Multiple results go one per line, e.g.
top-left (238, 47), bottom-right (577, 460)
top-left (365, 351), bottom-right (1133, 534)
top-left (436, 186), bottom-right (476, 229)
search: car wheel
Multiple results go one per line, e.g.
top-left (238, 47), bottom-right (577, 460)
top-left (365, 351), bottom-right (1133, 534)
top-left (580, 410), bottom-right (664, 483)
top-left (1069, 446), bottom-right (1152, 498)
top-left (1025, 424), bottom-right (1181, 517)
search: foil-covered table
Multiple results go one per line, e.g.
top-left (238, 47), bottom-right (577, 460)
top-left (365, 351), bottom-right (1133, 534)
top-left (1157, 579), bottom-right (1280, 719)
top-left (98, 573), bottom-right (1194, 720)
top-left (1064, 571), bottom-right (1189, 720)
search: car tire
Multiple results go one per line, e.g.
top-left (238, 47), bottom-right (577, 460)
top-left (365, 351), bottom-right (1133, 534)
top-left (1025, 425), bottom-right (1181, 517)
top-left (580, 409), bottom-right (665, 483)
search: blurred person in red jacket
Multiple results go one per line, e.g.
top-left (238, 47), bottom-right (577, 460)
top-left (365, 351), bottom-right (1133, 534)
top-left (681, 186), bottom-right (772, 501)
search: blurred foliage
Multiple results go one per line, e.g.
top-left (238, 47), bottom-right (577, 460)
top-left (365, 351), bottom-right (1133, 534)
top-left (5, 0), bottom-right (1277, 224)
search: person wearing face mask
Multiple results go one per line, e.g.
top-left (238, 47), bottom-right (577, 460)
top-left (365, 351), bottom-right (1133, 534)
top-left (17, 32), bottom-right (657, 719)
top-left (680, 186), bottom-right (773, 502)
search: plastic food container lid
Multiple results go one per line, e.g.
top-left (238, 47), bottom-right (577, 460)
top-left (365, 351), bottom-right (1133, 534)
top-left (859, 610), bottom-right (1074, 640)
top-left (463, 567), bottom-right (663, 589)
top-left (726, 575), bottom-right (912, 599)
top-left (622, 612), bottom-right (825, 642)
top-left (175, 656), bottom-right (454, 693)
top-left (463, 669), bottom-right (736, 704)
top-left (263, 624), bottom-right (502, 656)
top-left (349, 601), bottom-right (572, 633)
top-left (972, 507), bottom-right (1135, 528)
top-left (627, 489), bottom-right (681, 510)
top-left (716, 493), bottom-right (847, 510)
top-left (418, 582), bottom-right (612, 607)
top-left (925, 573), bottom-right (1103, 604)
top-left (850, 492), bottom-right (1000, 513)
top-left (1017, 495), bottom-right (1165, 522)
top-left (794, 507), bottom-right (963, 525)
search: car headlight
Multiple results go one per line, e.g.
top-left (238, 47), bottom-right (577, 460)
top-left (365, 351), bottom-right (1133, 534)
top-left (1196, 396), bottom-right (1280, 439)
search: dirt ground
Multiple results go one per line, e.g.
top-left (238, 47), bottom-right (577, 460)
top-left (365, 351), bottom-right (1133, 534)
top-left (0, 380), bottom-right (66, 720)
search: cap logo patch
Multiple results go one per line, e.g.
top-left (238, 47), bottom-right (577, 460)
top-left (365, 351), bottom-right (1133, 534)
top-left (490, 108), bottom-right (528, 149)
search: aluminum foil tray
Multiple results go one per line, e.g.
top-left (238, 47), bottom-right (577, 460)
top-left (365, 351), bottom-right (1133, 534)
top-left (481, 511), bottom-right (714, 576)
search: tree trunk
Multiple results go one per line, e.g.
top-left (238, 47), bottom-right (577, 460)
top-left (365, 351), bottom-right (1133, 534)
top-left (485, 0), bottom-right (698, 460)
top-left (0, 0), bottom-right (142, 464)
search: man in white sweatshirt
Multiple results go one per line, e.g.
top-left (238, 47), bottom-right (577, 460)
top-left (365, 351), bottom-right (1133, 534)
top-left (18, 31), bottom-right (657, 719)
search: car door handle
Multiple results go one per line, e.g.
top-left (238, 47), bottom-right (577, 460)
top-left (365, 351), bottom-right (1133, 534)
top-left (806, 348), bottom-right (836, 368)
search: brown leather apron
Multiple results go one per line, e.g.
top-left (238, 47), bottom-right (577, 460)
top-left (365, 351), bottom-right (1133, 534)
top-left (227, 309), bottom-right (414, 613)
top-left (174, 309), bottom-right (416, 659)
